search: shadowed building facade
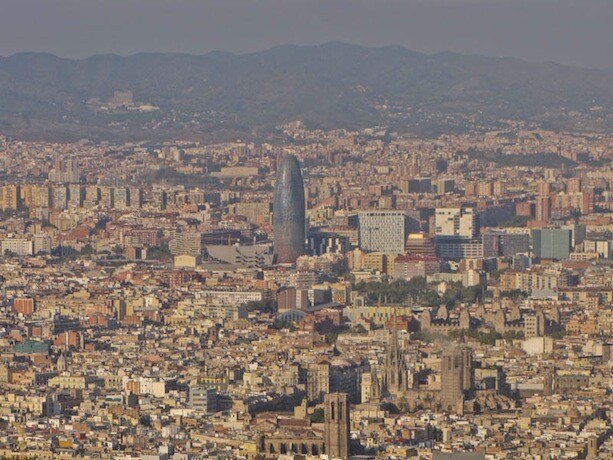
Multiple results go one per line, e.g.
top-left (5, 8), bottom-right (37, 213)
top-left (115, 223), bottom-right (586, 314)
top-left (440, 347), bottom-right (472, 415)
top-left (274, 154), bottom-right (306, 264)
top-left (324, 392), bottom-right (350, 459)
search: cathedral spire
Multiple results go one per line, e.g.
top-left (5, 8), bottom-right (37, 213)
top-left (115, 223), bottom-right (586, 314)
top-left (383, 311), bottom-right (408, 397)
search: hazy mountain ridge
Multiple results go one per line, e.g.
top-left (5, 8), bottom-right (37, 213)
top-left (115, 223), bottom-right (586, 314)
top-left (0, 42), bottom-right (611, 140)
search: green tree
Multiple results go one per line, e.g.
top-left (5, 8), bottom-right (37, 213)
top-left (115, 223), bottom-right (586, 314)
top-left (246, 299), bottom-right (278, 314)
top-left (310, 408), bottom-right (324, 423)
top-left (500, 289), bottom-right (528, 301)
top-left (147, 244), bottom-right (172, 260)
top-left (397, 395), bottom-right (410, 413)
top-left (81, 244), bottom-right (95, 255)
top-left (354, 277), bottom-right (436, 305)
top-left (271, 319), bottom-right (297, 331)
top-left (503, 330), bottom-right (524, 341)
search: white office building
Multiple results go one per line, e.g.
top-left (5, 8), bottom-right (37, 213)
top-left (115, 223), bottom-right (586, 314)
top-left (358, 211), bottom-right (407, 254)
top-left (435, 207), bottom-right (478, 239)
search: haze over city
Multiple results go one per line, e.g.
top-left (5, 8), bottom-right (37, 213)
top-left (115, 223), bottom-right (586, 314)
top-left (0, 1), bottom-right (611, 460)
top-left (1, 0), bottom-right (612, 69)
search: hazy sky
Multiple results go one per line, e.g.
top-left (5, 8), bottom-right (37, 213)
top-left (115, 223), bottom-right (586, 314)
top-left (1, 0), bottom-right (611, 69)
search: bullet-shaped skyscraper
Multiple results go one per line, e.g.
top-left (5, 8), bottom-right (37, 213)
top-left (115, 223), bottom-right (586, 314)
top-left (273, 154), bottom-right (306, 264)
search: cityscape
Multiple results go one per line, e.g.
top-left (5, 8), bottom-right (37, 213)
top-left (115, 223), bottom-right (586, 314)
top-left (0, 1), bottom-right (612, 460)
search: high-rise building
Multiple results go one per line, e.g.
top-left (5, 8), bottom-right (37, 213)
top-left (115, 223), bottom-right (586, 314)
top-left (405, 233), bottom-right (437, 257)
top-left (537, 181), bottom-right (552, 196)
top-left (34, 185), bottom-right (51, 209)
top-left (482, 231), bottom-right (530, 258)
top-left (535, 195), bottom-right (551, 223)
top-left (49, 157), bottom-right (79, 183)
top-left (52, 185), bottom-right (68, 210)
top-left (532, 228), bottom-right (572, 260)
top-left (1, 185), bottom-right (20, 211)
top-left (273, 154), bottom-right (306, 264)
top-left (169, 232), bottom-right (206, 258)
top-left (358, 211), bottom-right (407, 254)
top-left (324, 392), bottom-right (350, 459)
top-left (560, 223), bottom-right (586, 247)
top-left (435, 207), bottom-right (480, 260)
top-left (437, 241), bottom-right (484, 260)
top-left (99, 187), bottom-right (114, 209)
top-left (567, 177), bottom-right (582, 193)
top-left (501, 233), bottom-right (530, 256)
top-left (581, 189), bottom-right (595, 215)
top-left (434, 207), bottom-right (478, 240)
top-left (436, 178), bottom-right (456, 194)
top-left (130, 188), bottom-right (143, 208)
top-left (406, 178), bottom-right (432, 194)
top-left (114, 188), bottom-right (130, 209)
top-left (68, 184), bottom-right (84, 208)
top-left (84, 186), bottom-right (100, 208)
top-left (65, 158), bottom-right (80, 183)
top-left (152, 189), bottom-right (167, 210)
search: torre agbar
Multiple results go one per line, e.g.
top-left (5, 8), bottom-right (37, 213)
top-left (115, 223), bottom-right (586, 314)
top-left (273, 154), bottom-right (306, 264)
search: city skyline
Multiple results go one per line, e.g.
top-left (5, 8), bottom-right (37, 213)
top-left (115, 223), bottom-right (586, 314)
top-left (0, 123), bottom-right (611, 459)
top-left (0, 1), bottom-right (611, 458)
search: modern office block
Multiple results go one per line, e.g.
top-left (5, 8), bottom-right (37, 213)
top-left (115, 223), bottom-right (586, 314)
top-left (358, 211), bottom-right (407, 254)
top-left (532, 228), bottom-right (572, 260)
top-left (273, 154), bottom-right (306, 264)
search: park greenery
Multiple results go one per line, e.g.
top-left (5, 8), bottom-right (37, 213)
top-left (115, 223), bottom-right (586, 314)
top-left (463, 148), bottom-right (578, 169)
top-left (499, 289), bottom-right (529, 301)
top-left (354, 278), bottom-right (483, 309)
top-left (309, 408), bottom-right (325, 423)
top-left (146, 244), bottom-right (172, 260)
top-left (449, 328), bottom-right (524, 345)
top-left (246, 299), bottom-right (278, 314)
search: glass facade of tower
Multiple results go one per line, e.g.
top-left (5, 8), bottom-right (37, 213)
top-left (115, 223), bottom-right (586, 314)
top-left (273, 154), bottom-right (306, 264)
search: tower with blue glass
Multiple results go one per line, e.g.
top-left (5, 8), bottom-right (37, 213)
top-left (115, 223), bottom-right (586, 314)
top-left (273, 154), bottom-right (305, 264)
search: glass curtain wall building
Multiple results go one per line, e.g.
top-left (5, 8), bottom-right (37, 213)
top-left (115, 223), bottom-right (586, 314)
top-left (273, 154), bottom-right (306, 263)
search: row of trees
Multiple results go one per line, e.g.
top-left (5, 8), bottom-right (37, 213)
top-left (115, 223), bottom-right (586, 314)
top-left (449, 328), bottom-right (524, 345)
top-left (354, 278), bottom-right (483, 309)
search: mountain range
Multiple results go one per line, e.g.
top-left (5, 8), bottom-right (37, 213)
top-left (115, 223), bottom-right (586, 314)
top-left (0, 42), bottom-right (611, 141)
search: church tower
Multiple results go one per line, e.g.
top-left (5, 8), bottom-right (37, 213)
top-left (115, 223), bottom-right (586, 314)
top-left (370, 368), bottom-right (381, 401)
top-left (383, 321), bottom-right (409, 396)
top-left (587, 436), bottom-right (598, 458)
top-left (324, 392), bottom-right (350, 459)
top-left (57, 353), bottom-right (67, 372)
top-left (461, 347), bottom-right (473, 391)
top-left (420, 308), bottom-right (432, 330)
top-left (441, 347), bottom-right (464, 414)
